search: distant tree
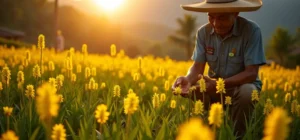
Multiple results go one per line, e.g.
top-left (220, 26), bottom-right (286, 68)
top-left (168, 14), bottom-right (197, 60)
top-left (126, 45), bottom-right (141, 58)
top-left (267, 27), bottom-right (294, 65)
top-left (148, 43), bottom-right (164, 57)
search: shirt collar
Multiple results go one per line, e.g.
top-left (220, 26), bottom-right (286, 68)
top-left (209, 17), bottom-right (240, 37)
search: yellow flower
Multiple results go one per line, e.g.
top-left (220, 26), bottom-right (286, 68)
top-left (292, 90), bottom-right (297, 97)
top-left (2, 66), bottom-right (11, 85)
top-left (124, 92), bottom-right (139, 114)
top-left (110, 44), bottom-right (117, 56)
top-left (0, 82), bottom-right (2, 91)
top-left (284, 93), bottom-right (291, 103)
top-left (17, 71), bottom-right (24, 85)
top-left (71, 74), bottom-right (76, 82)
top-left (25, 50), bottom-right (31, 62)
top-left (128, 89), bottom-right (134, 94)
top-left (153, 86), bottom-right (158, 93)
top-left (164, 80), bottom-right (170, 91)
top-left (49, 78), bottom-right (57, 88)
top-left (263, 108), bottom-right (292, 140)
top-left (160, 93), bottom-right (166, 102)
top-left (33, 65), bottom-right (41, 79)
top-left (113, 85), bottom-right (120, 97)
top-left (174, 86), bottom-right (182, 95)
top-left (3, 106), bottom-right (13, 116)
top-left (208, 103), bottom-right (223, 128)
top-left (291, 100), bottom-right (298, 114)
top-left (48, 61), bottom-right (55, 72)
top-left (225, 96), bottom-right (232, 105)
top-left (170, 100), bottom-right (176, 109)
top-left (100, 82), bottom-right (106, 89)
top-left (51, 124), bottom-right (66, 140)
top-left (56, 75), bottom-right (64, 89)
top-left (85, 67), bottom-right (91, 79)
top-left (95, 104), bottom-right (110, 124)
top-left (36, 83), bottom-right (60, 121)
top-left (189, 86), bottom-right (197, 92)
top-left (264, 99), bottom-right (274, 115)
top-left (251, 90), bottom-right (259, 101)
top-left (158, 67), bottom-right (165, 77)
top-left (88, 78), bottom-right (96, 90)
top-left (138, 57), bottom-right (142, 70)
top-left (152, 93), bottom-right (160, 108)
top-left (139, 82), bottom-right (145, 89)
top-left (25, 85), bottom-right (35, 98)
top-left (82, 44), bottom-right (88, 54)
top-left (216, 78), bottom-right (226, 94)
top-left (38, 34), bottom-right (45, 49)
top-left (194, 100), bottom-right (204, 115)
top-left (133, 72), bottom-right (140, 81)
top-left (58, 94), bottom-right (64, 103)
top-left (274, 94), bottom-right (278, 99)
top-left (181, 105), bottom-right (185, 111)
top-left (0, 130), bottom-right (19, 140)
top-left (91, 67), bottom-right (96, 76)
top-left (76, 64), bottom-right (82, 73)
top-left (177, 118), bottom-right (214, 140)
top-left (198, 77), bottom-right (206, 93)
top-left (284, 82), bottom-right (290, 92)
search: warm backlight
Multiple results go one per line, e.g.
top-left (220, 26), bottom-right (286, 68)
top-left (93, 0), bottom-right (124, 12)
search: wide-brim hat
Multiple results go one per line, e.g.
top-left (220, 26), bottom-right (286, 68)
top-left (181, 0), bottom-right (262, 13)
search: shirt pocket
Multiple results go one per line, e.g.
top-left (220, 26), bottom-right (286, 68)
top-left (227, 56), bottom-right (244, 77)
top-left (206, 54), bottom-right (218, 71)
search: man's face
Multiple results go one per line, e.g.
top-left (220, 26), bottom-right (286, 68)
top-left (208, 12), bottom-right (239, 37)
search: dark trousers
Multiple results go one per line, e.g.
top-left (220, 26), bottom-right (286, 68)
top-left (193, 83), bottom-right (256, 139)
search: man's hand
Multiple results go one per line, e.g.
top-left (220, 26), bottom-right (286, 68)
top-left (172, 76), bottom-right (191, 95)
top-left (203, 76), bottom-right (217, 93)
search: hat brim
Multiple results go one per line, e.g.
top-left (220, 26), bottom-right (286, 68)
top-left (181, 0), bottom-right (262, 12)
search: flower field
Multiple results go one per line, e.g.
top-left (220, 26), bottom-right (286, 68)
top-left (0, 35), bottom-right (300, 140)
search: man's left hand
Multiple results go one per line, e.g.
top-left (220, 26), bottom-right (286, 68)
top-left (203, 76), bottom-right (217, 93)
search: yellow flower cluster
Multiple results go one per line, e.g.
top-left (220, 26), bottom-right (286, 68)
top-left (177, 118), bottom-right (214, 140)
top-left (124, 92), bottom-right (139, 114)
top-left (3, 106), bottom-right (13, 116)
top-left (194, 100), bottom-right (204, 115)
top-left (36, 83), bottom-right (60, 120)
top-left (51, 124), bottom-right (66, 140)
top-left (208, 103), bottom-right (223, 128)
top-left (263, 108), bottom-right (291, 140)
top-left (0, 130), bottom-right (19, 140)
top-left (95, 104), bottom-right (110, 124)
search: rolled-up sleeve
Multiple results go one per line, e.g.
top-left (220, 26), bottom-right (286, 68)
top-left (191, 28), bottom-right (206, 63)
top-left (244, 28), bottom-right (266, 66)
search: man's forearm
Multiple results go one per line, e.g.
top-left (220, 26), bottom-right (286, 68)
top-left (186, 66), bottom-right (203, 85)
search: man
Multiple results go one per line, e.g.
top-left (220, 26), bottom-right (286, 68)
top-left (172, 0), bottom-right (266, 138)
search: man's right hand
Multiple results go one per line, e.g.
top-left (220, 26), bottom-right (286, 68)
top-left (172, 76), bottom-right (191, 95)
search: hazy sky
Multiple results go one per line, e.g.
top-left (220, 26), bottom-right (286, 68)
top-left (57, 0), bottom-right (208, 28)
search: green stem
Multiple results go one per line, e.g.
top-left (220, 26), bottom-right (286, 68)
top-left (6, 116), bottom-right (9, 130)
top-left (29, 99), bottom-right (32, 137)
top-left (221, 93), bottom-right (223, 105)
top-left (126, 114), bottom-right (131, 139)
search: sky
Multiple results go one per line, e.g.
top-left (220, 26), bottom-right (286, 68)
top-left (55, 0), bottom-right (207, 28)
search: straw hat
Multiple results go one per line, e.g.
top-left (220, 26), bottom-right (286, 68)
top-left (181, 0), bottom-right (262, 13)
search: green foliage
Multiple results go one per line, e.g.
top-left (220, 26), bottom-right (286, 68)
top-left (0, 37), bottom-right (32, 48)
top-left (266, 27), bottom-right (300, 68)
top-left (168, 14), bottom-right (197, 59)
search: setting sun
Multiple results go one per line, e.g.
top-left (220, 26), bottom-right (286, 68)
top-left (93, 0), bottom-right (125, 12)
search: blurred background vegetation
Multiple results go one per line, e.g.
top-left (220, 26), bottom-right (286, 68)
top-left (0, 0), bottom-right (299, 68)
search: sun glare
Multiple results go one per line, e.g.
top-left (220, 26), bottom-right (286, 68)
top-left (93, 0), bottom-right (124, 12)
